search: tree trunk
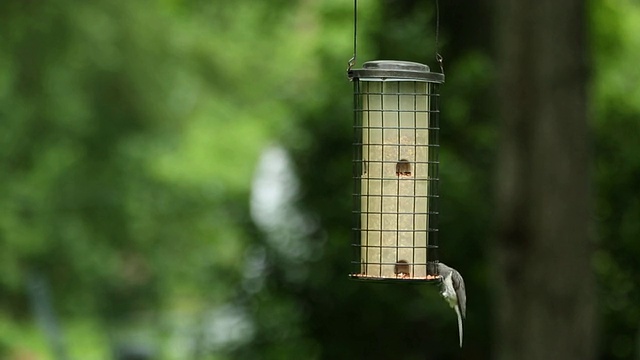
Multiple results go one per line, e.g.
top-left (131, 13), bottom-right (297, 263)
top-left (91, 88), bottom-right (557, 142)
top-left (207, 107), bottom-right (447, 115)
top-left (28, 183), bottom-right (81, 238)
top-left (494, 0), bottom-right (596, 359)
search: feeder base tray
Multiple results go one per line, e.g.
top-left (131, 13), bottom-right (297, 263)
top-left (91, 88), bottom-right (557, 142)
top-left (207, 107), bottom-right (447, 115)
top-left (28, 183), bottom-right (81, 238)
top-left (349, 273), bottom-right (441, 284)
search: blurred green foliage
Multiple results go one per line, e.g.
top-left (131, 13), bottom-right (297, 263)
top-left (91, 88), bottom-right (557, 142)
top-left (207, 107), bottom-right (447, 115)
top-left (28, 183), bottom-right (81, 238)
top-left (0, 0), bottom-right (638, 359)
top-left (591, 1), bottom-right (640, 358)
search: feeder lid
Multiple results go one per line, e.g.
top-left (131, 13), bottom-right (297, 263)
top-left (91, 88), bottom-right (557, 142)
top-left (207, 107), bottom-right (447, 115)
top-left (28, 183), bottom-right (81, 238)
top-left (365, 60), bottom-right (430, 72)
top-left (349, 60), bottom-right (445, 83)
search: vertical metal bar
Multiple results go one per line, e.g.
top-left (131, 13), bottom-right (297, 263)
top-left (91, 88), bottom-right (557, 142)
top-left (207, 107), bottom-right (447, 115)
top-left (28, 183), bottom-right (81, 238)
top-left (352, 80), bottom-right (362, 275)
top-left (412, 81), bottom-right (418, 276)
top-left (378, 83), bottom-right (384, 277)
top-left (395, 81), bottom-right (401, 273)
top-left (427, 82), bottom-right (440, 276)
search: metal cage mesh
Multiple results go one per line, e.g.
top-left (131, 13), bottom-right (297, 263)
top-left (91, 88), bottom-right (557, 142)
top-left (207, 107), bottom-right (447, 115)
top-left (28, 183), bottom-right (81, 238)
top-left (350, 78), bottom-right (440, 283)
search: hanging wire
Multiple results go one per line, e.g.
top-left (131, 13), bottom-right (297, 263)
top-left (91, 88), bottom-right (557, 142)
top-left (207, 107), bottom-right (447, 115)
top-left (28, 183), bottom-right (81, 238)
top-left (348, 0), bottom-right (444, 75)
top-left (435, 0), bottom-right (444, 74)
top-left (347, 0), bottom-right (358, 72)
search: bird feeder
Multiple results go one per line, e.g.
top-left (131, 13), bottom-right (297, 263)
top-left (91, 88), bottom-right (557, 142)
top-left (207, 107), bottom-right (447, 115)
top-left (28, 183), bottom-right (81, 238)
top-left (348, 2), bottom-right (444, 283)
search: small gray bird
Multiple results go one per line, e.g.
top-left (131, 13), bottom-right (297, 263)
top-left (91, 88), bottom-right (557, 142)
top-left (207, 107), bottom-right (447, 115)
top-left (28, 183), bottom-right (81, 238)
top-left (437, 262), bottom-right (467, 348)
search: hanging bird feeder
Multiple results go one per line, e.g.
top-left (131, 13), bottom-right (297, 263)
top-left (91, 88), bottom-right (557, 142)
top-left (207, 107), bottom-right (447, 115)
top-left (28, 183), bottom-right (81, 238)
top-left (348, 0), bottom-right (444, 283)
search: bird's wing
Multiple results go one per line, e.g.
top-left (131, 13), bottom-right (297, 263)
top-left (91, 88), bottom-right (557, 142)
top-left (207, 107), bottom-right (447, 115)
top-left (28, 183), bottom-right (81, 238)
top-left (452, 269), bottom-right (466, 319)
top-left (454, 304), bottom-right (463, 348)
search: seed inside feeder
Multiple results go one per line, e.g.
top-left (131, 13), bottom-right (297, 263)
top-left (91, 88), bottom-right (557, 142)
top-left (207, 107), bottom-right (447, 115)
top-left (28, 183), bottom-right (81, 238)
top-left (394, 260), bottom-right (411, 278)
top-left (395, 159), bottom-right (412, 177)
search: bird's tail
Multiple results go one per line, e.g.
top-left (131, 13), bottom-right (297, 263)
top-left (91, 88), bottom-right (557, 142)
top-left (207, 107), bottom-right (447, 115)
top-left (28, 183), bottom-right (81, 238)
top-left (454, 305), bottom-right (464, 348)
